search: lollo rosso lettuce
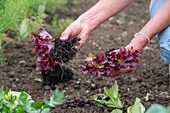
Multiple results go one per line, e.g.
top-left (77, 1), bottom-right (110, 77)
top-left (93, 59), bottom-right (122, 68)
top-left (80, 47), bottom-right (141, 77)
top-left (29, 27), bottom-right (61, 72)
top-left (29, 27), bottom-right (80, 73)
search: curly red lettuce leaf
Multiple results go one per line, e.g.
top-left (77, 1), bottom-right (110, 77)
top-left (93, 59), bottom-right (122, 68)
top-left (81, 47), bottom-right (141, 77)
top-left (29, 27), bottom-right (60, 72)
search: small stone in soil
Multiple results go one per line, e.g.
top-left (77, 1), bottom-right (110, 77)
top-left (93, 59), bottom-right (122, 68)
top-left (44, 85), bottom-right (51, 90)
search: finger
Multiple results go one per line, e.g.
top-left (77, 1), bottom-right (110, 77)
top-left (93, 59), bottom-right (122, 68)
top-left (60, 21), bottom-right (82, 41)
top-left (60, 29), bottom-right (72, 41)
top-left (75, 31), bottom-right (89, 49)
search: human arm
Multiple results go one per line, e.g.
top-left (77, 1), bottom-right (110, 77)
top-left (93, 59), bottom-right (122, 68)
top-left (60, 0), bottom-right (132, 48)
top-left (127, 0), bottom-right (170, 52)
top-left (116, 0), bottom-right (170, 76)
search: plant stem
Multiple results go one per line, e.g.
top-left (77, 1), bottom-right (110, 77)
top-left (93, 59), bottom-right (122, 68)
top-left (0, 17), bottom-right (20, 33)
top-left (1, 38), bottom-right (17, 49)
top-left (0, 33), bottom-right (1, 50)
top-left (0, 9), bottom-right (26, 33)
top-left (0, 33), bottom-right (4, 63)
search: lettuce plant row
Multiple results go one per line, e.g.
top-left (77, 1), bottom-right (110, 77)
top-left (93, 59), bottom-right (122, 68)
top-left (80, 47), bottom-right (141, 77)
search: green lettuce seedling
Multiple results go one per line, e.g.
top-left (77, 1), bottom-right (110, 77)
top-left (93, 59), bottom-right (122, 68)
top-left (93, 82), bottom-right (146, 113)
top-left (93, 82), bottom-right (123, 108)
top-left (127, 98), bottom-right (145, 113)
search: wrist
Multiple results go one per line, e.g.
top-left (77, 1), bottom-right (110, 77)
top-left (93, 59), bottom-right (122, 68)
top-left (76, 12), bottom-right (101, 32)
top-left (128, 35), bottom-right (148, 52)
top-left (132, 34), bottom-right (148, 46)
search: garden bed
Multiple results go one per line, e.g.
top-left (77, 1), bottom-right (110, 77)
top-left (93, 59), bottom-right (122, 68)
top-left (0, 0), bottom-right (169, 113)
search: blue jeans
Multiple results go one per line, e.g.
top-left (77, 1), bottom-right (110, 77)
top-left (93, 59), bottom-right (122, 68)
top-left (149, 0), bottom-right (170, 64)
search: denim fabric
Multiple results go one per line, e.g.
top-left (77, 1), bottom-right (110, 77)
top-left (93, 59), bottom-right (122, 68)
top-left (149, 0), bottom-right (170, 63)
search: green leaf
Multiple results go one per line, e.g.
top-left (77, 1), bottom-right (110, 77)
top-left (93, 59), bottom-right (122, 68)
top-left (44, 100), bottom-right (55, 108)
top-left (93, 82), bottom-right (123, 108)
top-left (16, 107), bottom-right (25, 113)
top-left (93, 94), bottom-right (107, 101)
top-left (85, 53), bottom-right (95, 61)
top-left (98, 64), bottom-right (104, 68)
top-left (93, 94), bottom-right (118, 108)
top-left (41, 108), bottom-right (50, 113)
top-left (109, 17), bottom-right (114, 21)
top-left (111, 109), bottom-right (123, 113)
top-left (104, 83), bottom-right (123, 108)
top-left (18, 91), bottom-right (31, 108)
top-left (9, 94), bottom-right (17, 105)
top-left (0, 0), bottom-right (6, 10)
top-left (45, 89), bottom-right (64, 106)
top-left (10, 91), bottom-right (32, 100)
top-left (0, 86), bottom-right (5, 101)
top-left (31, 101), bottom-right (44, 109)
top-left (72, 0), bottom-right (79, 4)
top-left (20, 18), bottom-right (29, 38)
top-left (105, 100), bottom-right (122, 108)
top-left (127, 98), bottom-right (145, 113)
top-left (1, 104), bottom-right (9, 113)
top-left (34, 78), bottom-right (42, 82)
top-left (145, 104), bottom-right (167, 113)
top-left (0, 104), bottom-right (3, 110)
top-left (25, 100), bottom-right (36, 113)
top-left (43, 104), bottom-right (52, 109)
top-left (93, 94), bottom-right (122, 108)
top-left (167, 105), bottom-right (170, 113)
top-left (110, 82), bottom-right (119, 98)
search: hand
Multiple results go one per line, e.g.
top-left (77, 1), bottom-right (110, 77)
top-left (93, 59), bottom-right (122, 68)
top-left (110, 67), bottom-right (136, 77)
top-left (60, 20), bottom-right (91, 49)
top-left (125, 36), bottom-right (145, 52)
top-left (110, 37), bottom-right (145, 77)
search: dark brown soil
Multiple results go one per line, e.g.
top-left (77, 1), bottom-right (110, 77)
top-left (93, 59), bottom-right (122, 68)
top-left (0, 0), bottom-right (169, 113)
top-left (42, 65), bottom-right (74, 86)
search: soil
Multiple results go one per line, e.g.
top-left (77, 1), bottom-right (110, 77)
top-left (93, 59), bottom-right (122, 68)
top-left (42, 65), bottom-right (74, 86)
top-left (0, 0), bottom-right (169, 113)
top-left (54, 37), bottom-right (80, 63)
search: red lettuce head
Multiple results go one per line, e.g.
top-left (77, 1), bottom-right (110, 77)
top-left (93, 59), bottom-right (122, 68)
top-left (80, 47), bottom-right (141, 77)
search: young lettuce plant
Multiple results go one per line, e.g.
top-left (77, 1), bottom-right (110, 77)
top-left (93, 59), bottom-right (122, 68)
top-left (93, 82), bottom-right (145, 113)
top-left (29, 27), bottom-right (58, 72)
top-left (81, 47), bottom-right (141, 77)
top-left (29, 27), bottom-right (80, 85)
top-left (93, 82), bottom-right (123, 108)
top-left (0, 86), bottom-right (64, 113)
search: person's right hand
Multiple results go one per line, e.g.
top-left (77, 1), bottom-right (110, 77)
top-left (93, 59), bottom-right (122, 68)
top-left (60, 20), bottom-right (91, 49)
top-left (107, 34), bottom-right (147, 77)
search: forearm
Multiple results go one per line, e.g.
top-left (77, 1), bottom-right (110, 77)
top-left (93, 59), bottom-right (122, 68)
top-left (76, 0), bottom-right (132, 31)
top-left (133, 0), bottom-right (170, 47)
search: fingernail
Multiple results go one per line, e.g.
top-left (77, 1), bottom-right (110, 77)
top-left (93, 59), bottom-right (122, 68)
top-left (60, 37), bottom-right (66, 40)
